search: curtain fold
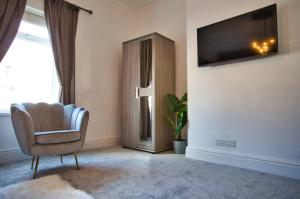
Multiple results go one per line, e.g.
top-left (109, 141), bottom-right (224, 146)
top-left (140, 39), bottom-right (152, 140)
top-left (0, 0), bottom-right (27, 62)
top-left (44, 0), bottom-right (79, 105)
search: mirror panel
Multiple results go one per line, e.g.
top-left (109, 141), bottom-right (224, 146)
top-left (139, 39), bottom-right (152, 145)
top-left (139, 96), bottom-right (152, 144)
top-left (140, 39), bottom-right (152, 88)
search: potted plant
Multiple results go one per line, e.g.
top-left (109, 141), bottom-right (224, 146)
top-left (166, 92), bottom-right (187, 154)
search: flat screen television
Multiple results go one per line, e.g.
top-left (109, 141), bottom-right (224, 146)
top-left (197, 4), bottom-right (278, 67)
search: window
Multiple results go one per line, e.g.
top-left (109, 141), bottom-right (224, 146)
top-left (0, 8), bottom-right (60, 112)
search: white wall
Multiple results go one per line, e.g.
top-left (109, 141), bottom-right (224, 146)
top-left (0, 0), bottom-right (138, 163)
top-left (185, 0), bottom-right (300, 179)
top-left (135, 0), bottom-right (187, 96)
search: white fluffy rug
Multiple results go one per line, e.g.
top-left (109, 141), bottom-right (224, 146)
top-left (0, 175), bottom-right (94, 199)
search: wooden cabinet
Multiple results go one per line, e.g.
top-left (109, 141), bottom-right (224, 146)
top-left (121, 33), bottom-right (175, 153)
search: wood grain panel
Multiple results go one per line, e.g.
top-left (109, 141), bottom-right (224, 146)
top-left (121, 40), bottom-right (140, 148)
top-left (153, 34), bottom-right (175, 152)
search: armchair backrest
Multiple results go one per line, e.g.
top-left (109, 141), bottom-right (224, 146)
top-left (20, 102), bottom-right (84, 132)
top-left (21, 103), bottom-right (65, 132)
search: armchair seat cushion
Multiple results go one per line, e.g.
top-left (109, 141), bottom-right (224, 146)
top-left (35, 130), bottom-right (81, 144)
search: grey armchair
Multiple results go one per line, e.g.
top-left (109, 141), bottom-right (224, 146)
top-left (10, 102), bottom-right (89, 178)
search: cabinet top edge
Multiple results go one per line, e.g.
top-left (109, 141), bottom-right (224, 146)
top-left (122, 32), bottom-right (175, 44)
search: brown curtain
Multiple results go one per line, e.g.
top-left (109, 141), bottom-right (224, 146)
top-left (44, 0), bottom-right (79, 105)
top-left (0, 0), bottom-right (27, 62)
top-left (140, 39), bottom-right (152, 139)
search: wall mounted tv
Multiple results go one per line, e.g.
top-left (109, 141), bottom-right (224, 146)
top-left (197, 4), bottom-right (278, 67)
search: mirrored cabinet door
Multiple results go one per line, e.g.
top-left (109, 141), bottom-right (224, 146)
top-left (139, 39), bottom-right (153, 147)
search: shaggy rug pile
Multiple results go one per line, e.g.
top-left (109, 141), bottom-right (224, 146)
top-left (0, 147), bottom-right (299, 199)
top-left (0, 175), bottom-right (93, 199)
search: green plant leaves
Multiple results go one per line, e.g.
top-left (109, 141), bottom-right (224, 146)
top-left (180, 92), bottom-right (187, 104)
top-left (175, 104), bottom-right (187, 140)
top-left (166, 94), bottom-right (180, 113)
top-left (165, 93), bottom-right (188, 141)
top-left (166, 116), bottom-right (176, 133)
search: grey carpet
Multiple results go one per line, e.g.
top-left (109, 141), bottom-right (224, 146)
top-left (0, 147), bottom-right (299, 199)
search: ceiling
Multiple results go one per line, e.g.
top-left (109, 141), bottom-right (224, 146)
top-left (117, 0), bottom-right (156, 10)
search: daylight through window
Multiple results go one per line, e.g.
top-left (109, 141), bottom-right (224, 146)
top-left (0, 10), bottom-right (60, 112)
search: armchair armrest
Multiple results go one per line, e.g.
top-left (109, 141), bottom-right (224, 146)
top-left (70, 108), bottom-right (89, 146)
top-left (10, 104), bottom-right (35, 155)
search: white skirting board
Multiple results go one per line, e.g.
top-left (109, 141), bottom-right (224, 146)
top-left (0, 136), bottom-right (121, 164)
top-left (186, 146), bottom-right (300, 180)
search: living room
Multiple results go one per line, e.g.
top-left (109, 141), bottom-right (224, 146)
top-left (0, 0), bottom-right (299, 198)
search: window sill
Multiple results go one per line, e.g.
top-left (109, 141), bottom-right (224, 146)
top-left (0, 112), bottom-right (10, 116)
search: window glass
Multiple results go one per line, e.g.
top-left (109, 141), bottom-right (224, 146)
top-left (0, 12), bottom-right (60, 112)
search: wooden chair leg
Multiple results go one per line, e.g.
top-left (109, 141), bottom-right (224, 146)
top-left (33, 156), bottom-right (39, 179)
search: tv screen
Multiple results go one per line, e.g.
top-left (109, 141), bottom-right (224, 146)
top-left (197, 4), bottom-right (278, 67)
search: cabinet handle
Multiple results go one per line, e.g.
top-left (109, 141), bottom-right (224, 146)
top-left (135, 87), bottom-right (140, 99)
